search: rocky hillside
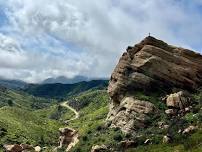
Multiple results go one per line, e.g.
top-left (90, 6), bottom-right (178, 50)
top-left (104, 36), bottom-right (202, 151)
top-left (107, 36), bottom-right (202, 133)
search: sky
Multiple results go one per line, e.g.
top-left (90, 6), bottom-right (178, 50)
top-left (0, 0), bottom-right (201, 83)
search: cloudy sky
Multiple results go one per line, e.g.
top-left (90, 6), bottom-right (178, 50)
top-left (0, 0), bottom-right (201, 83)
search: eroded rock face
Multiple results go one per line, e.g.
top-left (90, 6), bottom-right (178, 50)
top-left (58, 127), bottom-right (79, 151)
top-left (166, 91), bottom-right (191, 109)
top-left (164, 91), bottom-right (193, 116)
top-left (108, 97), bottom-right (156, 133)
top-left (107, 36), bottom-right (202, 133)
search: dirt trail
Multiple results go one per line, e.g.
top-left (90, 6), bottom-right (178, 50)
top-left (60, 101), bottom-right (79, 151)
top-left (61, 101), bottom-right (79, 122)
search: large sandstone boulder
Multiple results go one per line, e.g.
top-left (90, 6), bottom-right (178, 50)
top-left (164, 91), bottom-right (193, 116)
top-left (166, 91), bottom-right (191, 109)
top-left (107, 36), bottom-right (202, 132)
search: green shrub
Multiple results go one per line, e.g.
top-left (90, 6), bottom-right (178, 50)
top-left (113, 133), bottom-right (123, 141)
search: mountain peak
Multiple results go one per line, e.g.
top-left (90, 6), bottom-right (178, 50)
top-left (42, 75), bottom-right (89, 84)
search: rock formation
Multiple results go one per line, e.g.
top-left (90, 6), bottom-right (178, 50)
top-left (107, 36), bottom-right (202, 133)
top-left (3, 144), bottom-right (35, 152)
top-left (164, 91), bottom-right (192, 116)
top-left (58, 127), bottom-right (79, 151)
top-left (3, 144), bottom-right (23, 152)
top-left (91, 145), bottom-right (108, 152)
top-left (182, 125), bottom-right (198, 134)
top-left (108, 97), bottom-right (157, 133)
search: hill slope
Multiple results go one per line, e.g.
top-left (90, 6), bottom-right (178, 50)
top-left (0, 88), bottom-right (63, 151)
top-left (42, 75), bottom-right (89, 84)
top-left (24, 80), bottom-right (108, 99)
top-left (0, 107), bottom-right (61, 147)
top-left (0, 79), bottom-right (27, 90)
top-left (59, 87), bottom-right (202, 152)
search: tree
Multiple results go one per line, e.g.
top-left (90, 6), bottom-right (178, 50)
top-left (7, 99), bottom-right (13, 106)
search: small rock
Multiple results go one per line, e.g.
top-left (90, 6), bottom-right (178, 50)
top-left (120, 140), bottom-right (136, 149)
top-left (163, 135), bottom-right (171, 143)
top-left (91, 144), bottom-right (108, 152)
top-left (165, 109), bottom-right (177, 116)
top-left (161, 96), bottom-right (169, 103)
top-left (157, 121), bottom-right (169, 129)
top-left (3, 144), bottom-right (23, 152)
top-left (34, 146), bottom-right (41, 152)
top-left (144, 139), bottom-right (151, 144)
top-left (182, 126), bottom-right (198, 134)
top-left (20, 144), bottom-right (34, 150)
top-left (178, 129), bottom-right (182, 133)
top-left (185, 107), bottom-right (190, 112)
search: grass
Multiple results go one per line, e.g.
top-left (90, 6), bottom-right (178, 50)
top-left (0, 107), bottom-right (62, 148)
top-left (0, 86), bottom-right (201, 152)
top-left (0, 89), bottom-right (56, 110)
top-left (68, 89), bottom-right (202, 152)
top-left (0, 89), bottom-right (64, 151)
top-left (64, 90), bottom-right (125, 151)
top-left (34, 104), bottom-right (75, 121)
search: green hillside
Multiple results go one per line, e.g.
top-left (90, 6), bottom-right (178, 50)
top-left (0, 88), bottom-right (63, 151)
top-left (66, 89), bottom-right (122, 152)
top-left (0, 84), bottom-right (201, 152)
top-left (0, 87), bottom-right (56, 110)
top-left (0, 107), bottom-right (61, 147)
top-left (24, 80), bottom-right (108, 99)
top-left (63, 89), bottom-right (202, 152)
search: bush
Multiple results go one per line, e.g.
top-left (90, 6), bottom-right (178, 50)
top-left (113, 133), bottom-right (123, 141)
top-left (82, 136), bottom-right (88, 141)
top-left (96, 125), bottom-right (102, 131)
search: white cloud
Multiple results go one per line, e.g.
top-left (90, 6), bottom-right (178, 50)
top-left (0, 0), bottom-right (201, 82)
top-left (0, 33), bottom-right (94, 82)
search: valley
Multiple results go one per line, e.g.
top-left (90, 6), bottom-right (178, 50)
top-left (0, 37), bottom-right (202, 152)
top-left (60, 101), bottom-right (79, 122)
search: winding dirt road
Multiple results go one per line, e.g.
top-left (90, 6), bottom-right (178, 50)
top-left (61, 101), bottom-right (79, 122)
top-left (60, 101), bottom-right (80, 151)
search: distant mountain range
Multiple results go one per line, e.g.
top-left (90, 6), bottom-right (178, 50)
top-left (41, 75), bottom-right (108, 84)
top-left (0, 75), bottom-right (108, 90)
top-left (24, 80), bottom-right (108, 99)
top-left (0, 78), bottom-right (27, 89)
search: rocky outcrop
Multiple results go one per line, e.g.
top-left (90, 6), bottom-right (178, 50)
top-left (164, 91), bottom-right (192, 116)
top-left (3, 144), bottom-right (23, 152)
top-left (108, 97), bottom-right (156, 133)
top-left (182, 125), bottom-right (198, 134)
top-left (20, 144), bottom-right (34, 151)
top-left (3, 144), bottom-right (36, 152)
top-left (58, 127), bottom-right (79, 151)
top-left (166, 91), bottom-right (191, 109)
top-left (91, 145), bottom-right (108, 152)
top-left (107, 36), bottom-right (202, 133)
top-left (119, 140), bottom-right (136, 149)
